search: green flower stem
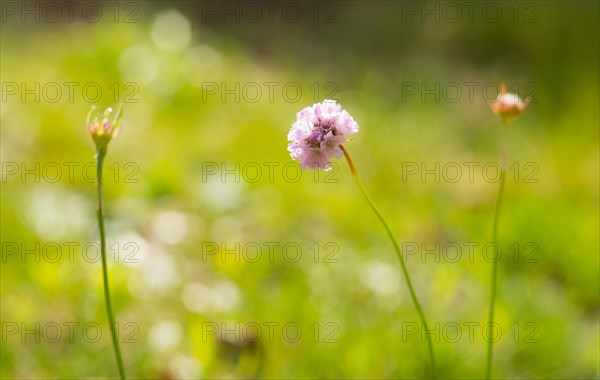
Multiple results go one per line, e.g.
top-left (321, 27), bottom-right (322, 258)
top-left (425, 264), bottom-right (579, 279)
top-left (340, 144), bottom-right (436, 379)
top-left (95, 148), bottom-right (126, 380)
top-left (485, 121), bottom-right (509, 380)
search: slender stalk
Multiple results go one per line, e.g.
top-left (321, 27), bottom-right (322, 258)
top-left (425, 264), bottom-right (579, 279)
top-left (485, 121), bottom-right (509, 379)
top-left (340, 144), bottom-right (436, 379)
top-left (96, 148), bottom-right (126, 380)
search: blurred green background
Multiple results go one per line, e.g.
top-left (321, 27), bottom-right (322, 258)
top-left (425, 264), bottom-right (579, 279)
top-left (1, 1), bottom-right (598, 378)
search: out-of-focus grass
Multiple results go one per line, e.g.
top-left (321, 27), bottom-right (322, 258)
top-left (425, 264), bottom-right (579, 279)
top-left (1, 1), bottom-right (598, 379)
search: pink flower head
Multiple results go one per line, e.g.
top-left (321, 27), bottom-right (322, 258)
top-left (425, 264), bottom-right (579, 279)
top-left (87, 105), bottom-right (123, 151)
top-left (287, 99), bottom-right (359, 170)
top-left (490, 84), bottom-right (528, 124)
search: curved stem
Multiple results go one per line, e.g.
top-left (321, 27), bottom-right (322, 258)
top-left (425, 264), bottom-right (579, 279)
top-left (96, 149), bottom-right (126, 380)
top-left (340, 145), bottom-right (436, 379)
top-left (485, 122), bottom-right (509, 379)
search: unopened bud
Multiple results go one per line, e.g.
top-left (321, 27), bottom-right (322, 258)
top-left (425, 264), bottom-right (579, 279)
top-left (87, 104), bottom-right (123, 152)
top-left (490, 84), bottom-right (528, 124)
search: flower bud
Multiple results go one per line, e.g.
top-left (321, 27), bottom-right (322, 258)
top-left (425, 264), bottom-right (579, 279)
top-left (490, 84), bottom-right (528, 124)
top-left (87, 104), bottom-right (123, 152)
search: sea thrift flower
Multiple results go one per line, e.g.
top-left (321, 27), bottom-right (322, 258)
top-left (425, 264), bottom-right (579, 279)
top-left (485, 82), bottom-right (530, 380)
top-left (490, 84), bottom-right (528, 124)
top-left (286, 101), bottom-right (436, 378)
top-left (287, 99), bottom-right (358, 170)
top-left (87, 105), bottom-right (123, 152)
top-left (86, 105), bottom-right (127, 379)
